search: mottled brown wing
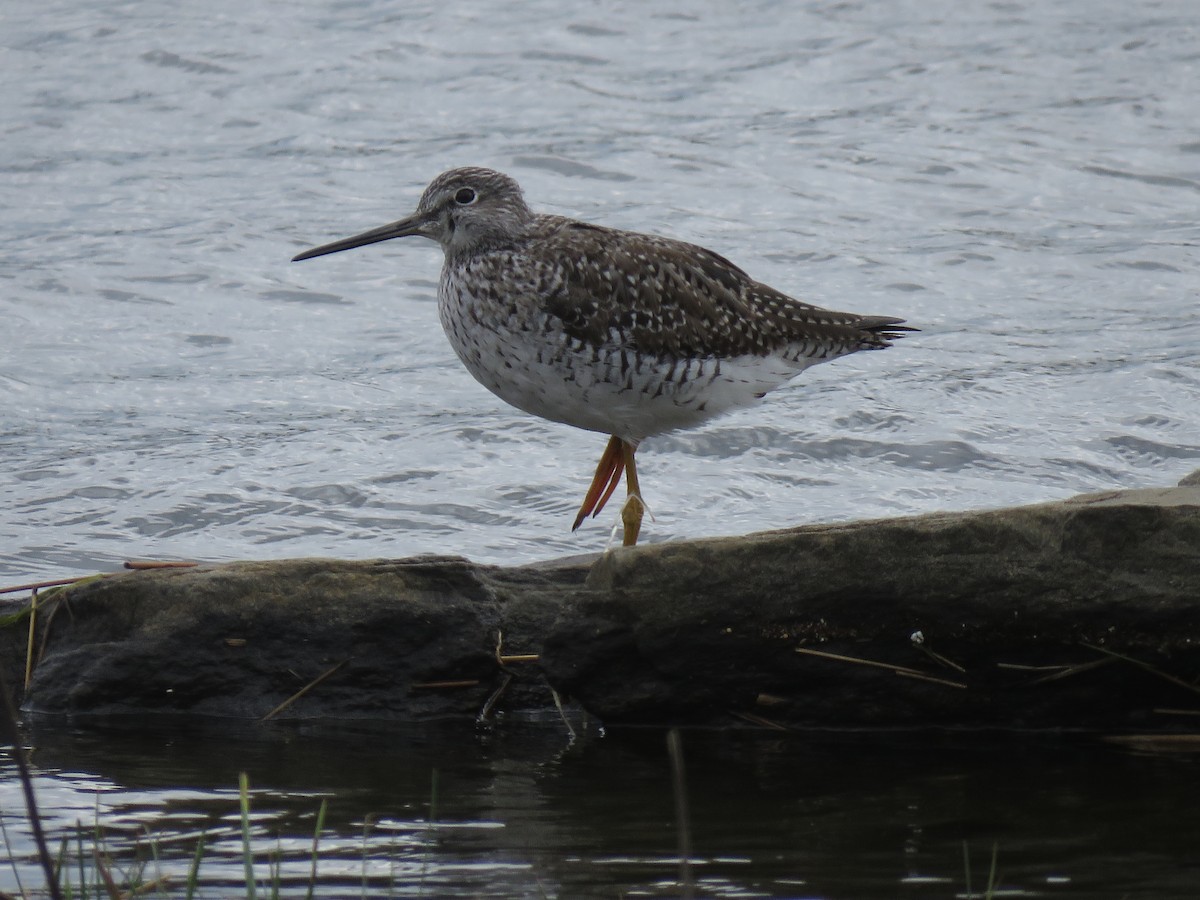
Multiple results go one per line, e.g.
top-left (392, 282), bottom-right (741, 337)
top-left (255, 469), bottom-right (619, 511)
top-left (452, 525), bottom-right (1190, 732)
top-left (540, 220), bottom-right (910, 360)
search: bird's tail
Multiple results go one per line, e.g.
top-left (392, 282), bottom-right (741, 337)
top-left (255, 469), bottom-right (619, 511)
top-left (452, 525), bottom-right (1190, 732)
top-left (859, 315), bottom-right (918, 348)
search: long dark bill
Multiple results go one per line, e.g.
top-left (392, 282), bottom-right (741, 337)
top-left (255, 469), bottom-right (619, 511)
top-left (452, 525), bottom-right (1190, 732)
top-left (291, 215), bottom-right (425, 262)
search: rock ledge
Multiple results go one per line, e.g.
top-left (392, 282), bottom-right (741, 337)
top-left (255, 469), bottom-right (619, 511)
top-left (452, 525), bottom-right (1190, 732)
top-left (6, 474), bottom-right (1199, 730)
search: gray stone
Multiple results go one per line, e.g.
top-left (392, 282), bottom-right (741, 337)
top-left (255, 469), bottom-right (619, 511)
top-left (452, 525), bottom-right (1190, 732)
top-left (6, 472), bottom-right (1200, 730)
top-left (542, 482), bottom-right (1200, 727)
top-left (17, 556), bottom-right (588, 720)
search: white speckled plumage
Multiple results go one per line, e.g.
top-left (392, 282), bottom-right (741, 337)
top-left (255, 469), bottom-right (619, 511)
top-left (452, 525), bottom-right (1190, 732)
top-left (293, 166), bottom-right (913, 544)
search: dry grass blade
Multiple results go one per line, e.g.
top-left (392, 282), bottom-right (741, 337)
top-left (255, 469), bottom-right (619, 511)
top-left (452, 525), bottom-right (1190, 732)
top-left (91, 846), bottom-right (122, 900)
top-left (995, 663), bottom-right (1074, 671)
top-left (796, 646), bottom-right (968, 688)
top-left (795, 646), bottom-right (933, 678)
top-left (494, 630), bottom-right (539, 667)
top-left (1029, 657), bottom-right (1116, 684)
top-left (411, 679), bottom-right (481, 690)
top-left (25, 588), bottom-right (38, 690)
top-left (894, 670), bottom-right (968, 689)
top-left (34, 592), bottom-right (71, 678)
top-left (0, 576), bottom-right (90, 594)
top-left (1103, 734), bottom-right (1200, 754)
top-left (912, 641), bottom-right (967, 673)
top-left (1081, 642), bottom-right (1200, 697)
top-left (729, 710), bottom-right (790, 730)
top-left (260, 660), bottom-right (347, 721)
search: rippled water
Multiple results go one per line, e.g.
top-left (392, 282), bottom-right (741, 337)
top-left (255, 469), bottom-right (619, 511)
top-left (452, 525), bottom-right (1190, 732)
top-left (4, 721), bottom-right (1200, 899)
top-left (4, 0), bottom-right (1198, 579)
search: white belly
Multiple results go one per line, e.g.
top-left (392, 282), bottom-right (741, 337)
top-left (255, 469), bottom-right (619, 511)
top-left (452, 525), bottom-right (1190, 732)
top-left (438, 273), bottom-right (817, 443)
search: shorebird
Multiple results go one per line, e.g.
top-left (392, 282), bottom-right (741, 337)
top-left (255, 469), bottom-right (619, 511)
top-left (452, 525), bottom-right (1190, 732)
top-left (292, 167), bottom-right (913, 546)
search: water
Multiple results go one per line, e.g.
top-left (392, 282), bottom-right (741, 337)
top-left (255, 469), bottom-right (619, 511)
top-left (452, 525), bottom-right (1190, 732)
top-left (4, 1), bottom-right (1200, 896)
top-left (3, 720), bottom-right (1200, 898)
top-left (3, 0), bottom-right (1199, 579)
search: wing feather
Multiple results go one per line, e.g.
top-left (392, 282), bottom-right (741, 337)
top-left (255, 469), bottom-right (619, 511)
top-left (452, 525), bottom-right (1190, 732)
top-left (536, 220), bottom-right (912, 361)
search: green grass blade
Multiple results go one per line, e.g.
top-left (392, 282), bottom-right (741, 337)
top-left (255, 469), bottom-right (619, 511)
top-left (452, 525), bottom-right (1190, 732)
top-left (304, 797), bottom-right (328, 900)
top-left (985, 841), bottom-right (999, 900)
top-left (361, 815), bottom-right (374, 897)
top-left (55, 834), bottom-right (69, 898)
top-left (269, 842), bottom-right (281, 900)
top-left (429, 769), bottom-right (439, 826)
top-left (138, 823), bottom-right (163, 898)
top-left (75, 821), bottom-right (87, 900)
top-left (239, 772), bottom-right (257, 900)
top-left (185, 828), bottom-right (208, 900)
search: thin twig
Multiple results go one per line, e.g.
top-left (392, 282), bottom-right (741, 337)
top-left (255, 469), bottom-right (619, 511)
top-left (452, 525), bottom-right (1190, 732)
top-left (894, 669), bottom-right (969, 690)
top-left (123, 560), bottom-right (198, 570)
top-left (24, 587), bottom-right (38, 690)
top-left (34, 592), bottom-right (70, 676)
top-left (1081, 642), bottom-right (1200, 697)
top-left (260, 660), bottom-right (348, 721)
top-left (411, 679), bottom-right (481, 690)
top-left (0, 576), bottom-right (91, 595)
top-left (1105, 733), bottom-right (1200, 749)
top-left (996, 662), bottom-right (1074, 671)
top-left (795, 646), bottom-right (931, 678)
top-left (1029, 657), bottom-right (1116, 684)
top-left (92, 846), bottom-right (122, 900)
top-left (912, 641), bottom-right (967, 673)
top-left (494, 630), bottom-right (538, 666)
top-left (729, 710), bottom-right (789, 730)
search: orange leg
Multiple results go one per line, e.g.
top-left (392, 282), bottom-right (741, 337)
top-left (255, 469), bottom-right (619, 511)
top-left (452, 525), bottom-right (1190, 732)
top-left (572, 435), bottom-right (625, 531)
top-left (619, 441), bottom-right (644, 547)
top-left (571, 435), bottom-right (646, 547)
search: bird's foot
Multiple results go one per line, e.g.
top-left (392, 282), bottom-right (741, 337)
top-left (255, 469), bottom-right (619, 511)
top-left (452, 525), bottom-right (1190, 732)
top-left (602, 493), bottom-right (654, 551)
top-left (620, 492), bottom-right (653, 547)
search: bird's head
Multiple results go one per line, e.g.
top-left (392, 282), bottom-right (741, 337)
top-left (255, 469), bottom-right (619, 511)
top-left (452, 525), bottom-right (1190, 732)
top-left (292, 167), bottom-right (533, 263)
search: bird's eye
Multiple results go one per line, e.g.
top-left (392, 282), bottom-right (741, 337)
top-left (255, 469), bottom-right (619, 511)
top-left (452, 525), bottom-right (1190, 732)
top-left (454, 187), bottom-right (477, 205)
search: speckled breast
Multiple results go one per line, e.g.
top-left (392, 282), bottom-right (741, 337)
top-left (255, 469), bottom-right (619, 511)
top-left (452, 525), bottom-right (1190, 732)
top-left (437, 254), bottom-right (807, 443)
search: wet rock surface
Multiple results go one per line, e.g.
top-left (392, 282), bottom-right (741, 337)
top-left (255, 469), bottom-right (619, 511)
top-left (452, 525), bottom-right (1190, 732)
top-left (6, 472), bottom-right (1199, 730)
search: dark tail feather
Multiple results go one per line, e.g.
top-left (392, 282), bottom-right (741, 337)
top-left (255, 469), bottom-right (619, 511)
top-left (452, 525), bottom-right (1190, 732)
top-left (860, 315), bottom-right (918, 347)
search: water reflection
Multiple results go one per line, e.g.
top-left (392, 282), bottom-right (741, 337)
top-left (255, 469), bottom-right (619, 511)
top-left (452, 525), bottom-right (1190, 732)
top-left (3, 719), bottom-right (1199, 898)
